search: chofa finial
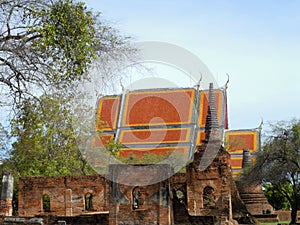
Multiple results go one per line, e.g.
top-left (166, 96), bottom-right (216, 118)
top-left (225, 73), bottom-right (230, 89)
top-left (196, 72), bottom-right (203, 89)
top-left (120, 79), bottom-right (125, 92)
top-left (258, 118), bottom-right (263, 130)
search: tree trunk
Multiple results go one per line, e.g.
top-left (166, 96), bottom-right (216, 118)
top-left (290, 203), bottom-right (297, 224)
top-left (290, 184), bottom-right (299, 225)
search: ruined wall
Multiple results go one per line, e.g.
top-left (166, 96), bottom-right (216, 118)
top-left (108, 164), bottom-right (173, 225)
top-left (18, 175), bottom-right (109, 217)
top-left (186, 146), bottom-right (233, 224)
top-left (16, 155), bottom-right (248, 225)
top-left (0, 172), bottom-right (14, 216)
top-left (237, 180), bottom-right (274, 215)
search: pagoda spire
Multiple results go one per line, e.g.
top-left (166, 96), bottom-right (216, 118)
top-left (205, 83), bottom-right (219, 140)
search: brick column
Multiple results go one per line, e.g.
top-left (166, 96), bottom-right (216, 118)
top-left (65, 189), bottom-right (72, 216)
top-left (0, 171), bottom-right (14, 216)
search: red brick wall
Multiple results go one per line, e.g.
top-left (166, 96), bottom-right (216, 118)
top-left (108, 164), bottom-right (173, 225)
top-left (0, 199), bottom-right (12, 216)
top-left (16, 149), bottom-right (243, 225)
top-left (18, 175), bottom-right (109, 217)
top-left (237, 180), bottom-right (274, 215)
top-left (186, 149), bottom-right (232, 220)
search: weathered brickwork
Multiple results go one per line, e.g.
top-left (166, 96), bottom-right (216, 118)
top-left (0, 199), bottom-right (13, 216)
top-left (173, 143), bottom-right (245, 225)
top-left (185, 144), bottom-right (234, 224)
top-left (108, 164), bottom-right (173, 225)
top-left (237, 180), bottom-right (274, 215)
top-left (0, 172), bottom-right (14, 216)
top-left (16, 147), bottom-right (245, 224)
top-left (18, 175), bottom-right (109, 217)
top-left (14, 84), bottom-right (264, 224)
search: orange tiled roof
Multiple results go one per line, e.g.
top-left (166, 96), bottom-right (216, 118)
top-left (95, 86), bottom-right (228, 160)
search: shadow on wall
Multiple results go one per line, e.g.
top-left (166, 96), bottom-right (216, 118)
top-left (0, 172), bottom-right (14, 216)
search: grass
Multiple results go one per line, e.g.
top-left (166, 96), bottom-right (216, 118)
top-left (259, 221), bottom-right (289, 225)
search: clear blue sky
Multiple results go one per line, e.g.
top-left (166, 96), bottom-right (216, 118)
top-left (84, 0), bottom-right (300, 130)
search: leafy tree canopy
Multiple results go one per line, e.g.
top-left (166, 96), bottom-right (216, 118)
top-left (263, 183), bottom-right (291, 210)
top-left (0, 0), bottom-right (136, 213)
top-left (244, 119), bottom-right (300, 224)
top-left (5, 93), bottom-right (95, 177)
top-left (0, 0), bottom-right (132, 106)
top-left (0, 0), bottom-right (136, 177)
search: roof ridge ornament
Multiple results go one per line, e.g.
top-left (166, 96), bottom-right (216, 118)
top-left (225, 73), bottom-right (230, 89)
top-left (197, 72), bottom-right (203, 89)
top-left (258, 118), bottom-right (263, 130)
top-left (120, 79), bottom-right (125, 92)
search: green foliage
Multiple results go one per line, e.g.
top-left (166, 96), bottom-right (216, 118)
top-left (0, 0), bottom-right (134, 213)
top-left (32, 0), bottom-right (97, 85)
top-left (116, 151), bottom-right (186, 173)
top-left (0, 0), bottom-right (133, 104)
top-left (104, 138), bottom-right (122, 157)
top-left (0, 123), bottom-right (9, 159)
top-left (244, 119), bottom-right (300, 223)
top-left (6, 93), bottom-right (94, 176)
top-left (263, 183), bottom-right (291, 210)
top-left (117, 153), bottom-right (171, 165)
top-left (43, 194), bottom-right (51, 212)
top-left (175, 190), bottom-right (185, 204)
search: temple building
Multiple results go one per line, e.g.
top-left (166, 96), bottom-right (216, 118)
top-left (1, 83), bottom-right (277, 224)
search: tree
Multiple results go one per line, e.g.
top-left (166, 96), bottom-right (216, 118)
top-left (0, 0), bottom-right (132, 106)
top-left (0, 0), bottom-right (135, 212)
top-left (6, 93), bottom-right (94, 176)
top-left (244, 119), bottom-right (300, 224)
top-left (0, 123), bottom-right (10, 160)
top-left (0, 0), bottom-right (135, 174)
top-left (263, 183), bottom-right (291, 210)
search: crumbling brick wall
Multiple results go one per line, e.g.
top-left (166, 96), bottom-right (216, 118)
top-left (236, 180), bottom-right (274, 215)
top-left (185, 146), bottom-right (233, 224)
top-left (17, 149), bottom-right (251, 225)
top-left (108, 164), bottom-right (173, 225)
top-left (0, 172), bottom-right (14, 216)
top-left (18, 175), bottom-right (109, 217)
